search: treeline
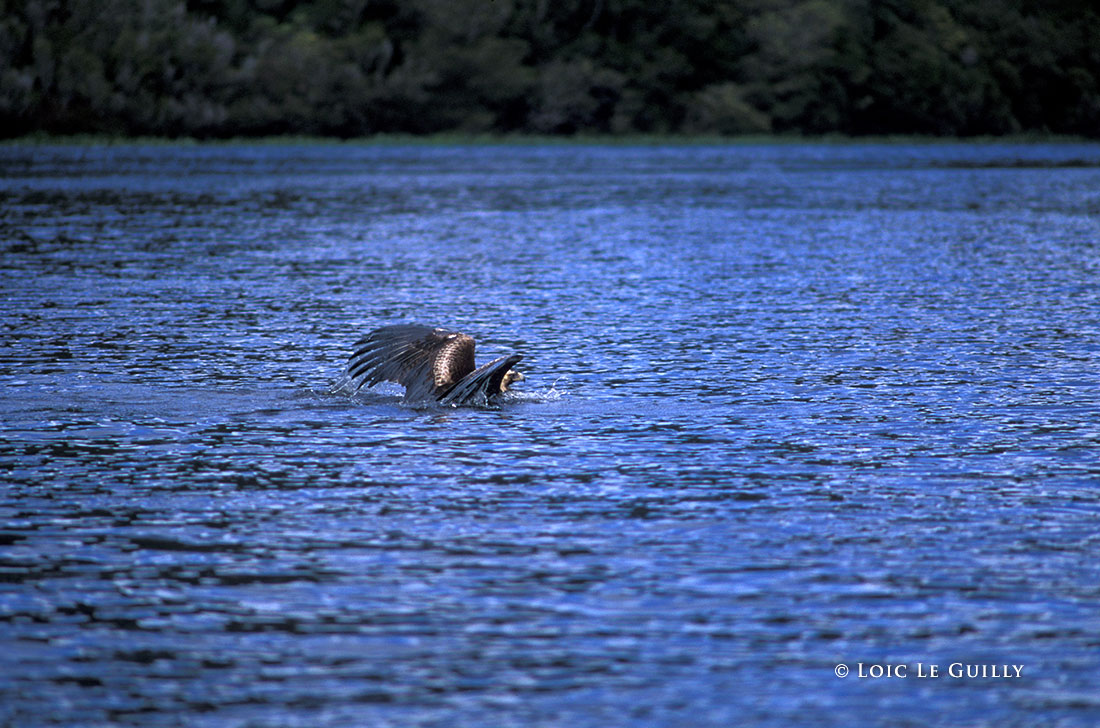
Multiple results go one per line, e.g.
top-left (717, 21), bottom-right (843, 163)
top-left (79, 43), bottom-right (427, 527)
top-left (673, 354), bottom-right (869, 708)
top-left (2, 0), bottom-right (1098, 138)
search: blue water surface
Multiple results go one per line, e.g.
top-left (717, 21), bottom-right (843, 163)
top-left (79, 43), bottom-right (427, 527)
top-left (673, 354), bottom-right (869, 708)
top-left (1, 142), bottom-right (1099, 726)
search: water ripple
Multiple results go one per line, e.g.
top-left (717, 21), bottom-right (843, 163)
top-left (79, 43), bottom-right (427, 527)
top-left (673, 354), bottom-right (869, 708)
top-left (2, 143), bottom-right (1100, 727)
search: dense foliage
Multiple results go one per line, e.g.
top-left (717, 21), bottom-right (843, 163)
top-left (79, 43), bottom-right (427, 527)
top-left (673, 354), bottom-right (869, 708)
top-left (3, 0), bottom-right (1098, 138)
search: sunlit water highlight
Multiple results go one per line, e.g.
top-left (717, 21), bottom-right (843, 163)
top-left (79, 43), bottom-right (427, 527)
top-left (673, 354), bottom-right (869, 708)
top-left (2, 142), bottom-right (1100, 726)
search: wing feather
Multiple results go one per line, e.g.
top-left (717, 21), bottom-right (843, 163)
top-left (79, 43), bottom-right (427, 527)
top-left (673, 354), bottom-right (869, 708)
top-left (439, 354), bottom-right (524, 406)
top-left (345, 324), bottom-right (477, 401)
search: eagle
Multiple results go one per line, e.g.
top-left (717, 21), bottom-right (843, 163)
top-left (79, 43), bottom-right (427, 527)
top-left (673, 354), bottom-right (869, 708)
top-left (344, 324), bottom-right (525, 406)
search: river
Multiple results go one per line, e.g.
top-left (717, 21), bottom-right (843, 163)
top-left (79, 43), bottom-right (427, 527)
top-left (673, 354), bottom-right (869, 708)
top-left (2, 141), bottom-right (1099, 726)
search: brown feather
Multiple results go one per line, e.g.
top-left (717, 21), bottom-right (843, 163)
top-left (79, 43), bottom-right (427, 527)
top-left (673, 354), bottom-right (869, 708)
top-left (431, 333), bottom-right (476, 396)
top-left (346, 324), bottom-right (522, 405)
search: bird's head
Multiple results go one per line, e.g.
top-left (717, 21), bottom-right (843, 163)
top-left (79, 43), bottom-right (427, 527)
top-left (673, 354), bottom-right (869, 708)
top-left (500, 369), bottom-right (525, 392)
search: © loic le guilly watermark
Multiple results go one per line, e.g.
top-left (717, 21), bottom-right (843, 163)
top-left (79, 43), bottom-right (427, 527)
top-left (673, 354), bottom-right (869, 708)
top-left (833, 662), bottom-right (1024, 679)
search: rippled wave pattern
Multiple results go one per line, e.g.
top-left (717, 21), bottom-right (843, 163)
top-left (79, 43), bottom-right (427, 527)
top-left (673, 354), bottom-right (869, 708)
top-left (2, 143), bottom-right (1100, 727)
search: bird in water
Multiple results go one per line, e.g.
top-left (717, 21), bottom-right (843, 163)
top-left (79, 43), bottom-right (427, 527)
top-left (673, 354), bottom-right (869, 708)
top-left (344, 324), bottom-right (525, 406)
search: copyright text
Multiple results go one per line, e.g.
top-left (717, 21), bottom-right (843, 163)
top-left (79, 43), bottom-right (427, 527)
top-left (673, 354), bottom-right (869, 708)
top-left (834, 663), bottom-right (1024, 679)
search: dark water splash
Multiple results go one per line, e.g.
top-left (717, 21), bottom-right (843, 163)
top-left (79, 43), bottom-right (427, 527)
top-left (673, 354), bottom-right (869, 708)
top-left (2, 142), bottom-right (1100, 727)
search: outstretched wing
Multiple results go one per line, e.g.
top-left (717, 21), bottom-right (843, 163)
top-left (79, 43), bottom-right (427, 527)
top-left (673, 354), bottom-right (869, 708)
top-left (346, 325), bottom-right (476, 401)
top-left (439, 354), bottom-right (524, 406)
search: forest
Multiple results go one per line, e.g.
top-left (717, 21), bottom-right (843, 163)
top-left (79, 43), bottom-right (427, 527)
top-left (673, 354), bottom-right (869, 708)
top-left (2, 0), bottom-right (1098, 139)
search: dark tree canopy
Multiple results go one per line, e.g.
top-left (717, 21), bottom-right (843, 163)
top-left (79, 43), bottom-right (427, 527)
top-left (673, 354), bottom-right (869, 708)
top-left (2, 0), bottom-right (1097, 138)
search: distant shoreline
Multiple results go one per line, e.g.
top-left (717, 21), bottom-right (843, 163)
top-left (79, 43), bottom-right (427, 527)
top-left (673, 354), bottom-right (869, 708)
top-left (3, 133), bottom-right (1097, 148)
